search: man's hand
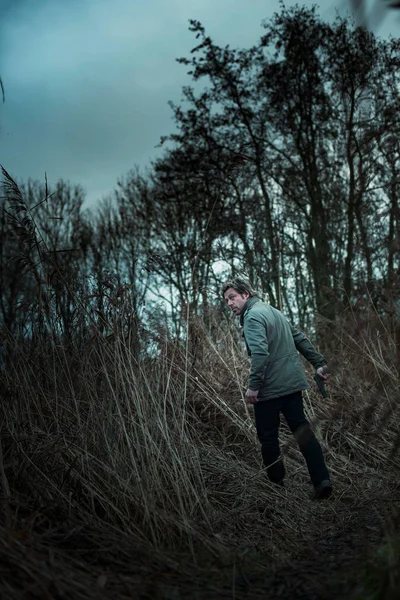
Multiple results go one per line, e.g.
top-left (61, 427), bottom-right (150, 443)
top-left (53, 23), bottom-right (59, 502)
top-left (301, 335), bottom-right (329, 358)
top-left (316, 365), bottom-right (330, 381)
top-left (245, 388), bottom-right (259, 404)
top-left (314, 366), bottom-right (330, 398)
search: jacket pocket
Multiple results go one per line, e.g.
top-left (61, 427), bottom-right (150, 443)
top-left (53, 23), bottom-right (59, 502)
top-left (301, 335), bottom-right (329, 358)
top-left (260, 353), bottom-right (307, 397)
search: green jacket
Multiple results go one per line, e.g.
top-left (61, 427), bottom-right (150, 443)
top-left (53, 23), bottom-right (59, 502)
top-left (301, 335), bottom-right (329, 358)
top-left (240, 297), bottom-right (326, 400)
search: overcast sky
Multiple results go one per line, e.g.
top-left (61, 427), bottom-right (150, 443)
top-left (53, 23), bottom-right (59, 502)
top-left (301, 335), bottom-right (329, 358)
top-left (1, 0), bottom-right (399, 206)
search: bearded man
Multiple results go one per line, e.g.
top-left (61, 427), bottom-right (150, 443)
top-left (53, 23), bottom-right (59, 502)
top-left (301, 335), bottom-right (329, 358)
top-left (223, 277), bottom-right (332, 500)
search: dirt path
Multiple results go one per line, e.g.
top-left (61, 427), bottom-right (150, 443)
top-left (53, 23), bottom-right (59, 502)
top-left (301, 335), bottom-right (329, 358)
top-left (1, 483), bottom-right (399, 600)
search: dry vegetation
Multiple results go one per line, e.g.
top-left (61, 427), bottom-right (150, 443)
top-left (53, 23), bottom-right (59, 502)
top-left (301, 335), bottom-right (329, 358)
top-left (1, 304), bottom-right (399, 599)
top-left (1, 6), bottom-right (400, 595)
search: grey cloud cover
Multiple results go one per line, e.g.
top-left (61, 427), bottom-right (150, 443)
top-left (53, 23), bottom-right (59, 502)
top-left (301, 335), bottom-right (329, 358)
top-left (1, 0), bottom-right (399, 205)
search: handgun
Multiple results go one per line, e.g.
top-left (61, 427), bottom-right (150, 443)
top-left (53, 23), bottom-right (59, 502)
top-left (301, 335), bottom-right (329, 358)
top-left (314, 373), bottom-right (328, 398)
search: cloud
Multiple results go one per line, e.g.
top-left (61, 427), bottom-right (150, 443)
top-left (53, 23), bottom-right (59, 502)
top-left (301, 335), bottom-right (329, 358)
top-left (1, 0), bottom-right (193, 202)
top-left (1, 0), bottom-right (398, 206)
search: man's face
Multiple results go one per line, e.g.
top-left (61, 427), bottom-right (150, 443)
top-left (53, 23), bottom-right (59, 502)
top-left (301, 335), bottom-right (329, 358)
top-left (224, 287), bottom-right (250, 315)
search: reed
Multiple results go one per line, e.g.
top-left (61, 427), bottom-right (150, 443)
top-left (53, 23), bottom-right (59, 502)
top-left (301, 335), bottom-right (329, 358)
top-left (0, 171), bottom-right (399, 599)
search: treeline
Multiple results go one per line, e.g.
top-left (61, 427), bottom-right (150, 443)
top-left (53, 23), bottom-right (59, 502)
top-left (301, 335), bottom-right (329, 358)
top-left (1, 5), bottom-right (399, 353)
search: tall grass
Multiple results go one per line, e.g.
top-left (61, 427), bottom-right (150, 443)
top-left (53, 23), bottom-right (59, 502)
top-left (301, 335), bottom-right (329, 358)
top-left (1, 303), bottom-right (399, 595)
top-left (1, 169), bottom-right (399, 598)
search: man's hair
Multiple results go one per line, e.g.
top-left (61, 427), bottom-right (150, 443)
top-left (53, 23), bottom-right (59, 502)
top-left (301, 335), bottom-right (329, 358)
top-left (221, 277), bottom-right (259, 298)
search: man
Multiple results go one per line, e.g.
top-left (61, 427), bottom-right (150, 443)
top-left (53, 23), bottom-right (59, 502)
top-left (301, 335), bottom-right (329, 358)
top-left (222, 277), bottom-right (332, 500)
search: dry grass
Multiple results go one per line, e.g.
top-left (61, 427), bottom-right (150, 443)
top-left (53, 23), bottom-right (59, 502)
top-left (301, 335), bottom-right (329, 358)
top-left (0, 306), bottom-right (399, 599)
top-left (1, 166), bottom-right (399, 598)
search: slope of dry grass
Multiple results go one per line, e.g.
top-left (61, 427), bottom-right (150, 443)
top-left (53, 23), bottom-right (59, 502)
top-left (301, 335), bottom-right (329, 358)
top-left (0, 306), bottom-right (399, 599)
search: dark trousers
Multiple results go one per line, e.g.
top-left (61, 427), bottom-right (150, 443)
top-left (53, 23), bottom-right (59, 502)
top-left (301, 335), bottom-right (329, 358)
top-left (253, 391), bottom-right (330, 486)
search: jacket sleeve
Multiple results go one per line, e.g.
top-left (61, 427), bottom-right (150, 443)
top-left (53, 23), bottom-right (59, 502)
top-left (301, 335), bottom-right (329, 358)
top-left (243, 316), bottom-right (269, 390)
top-left (289, 322), bottom-right (326, 369)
